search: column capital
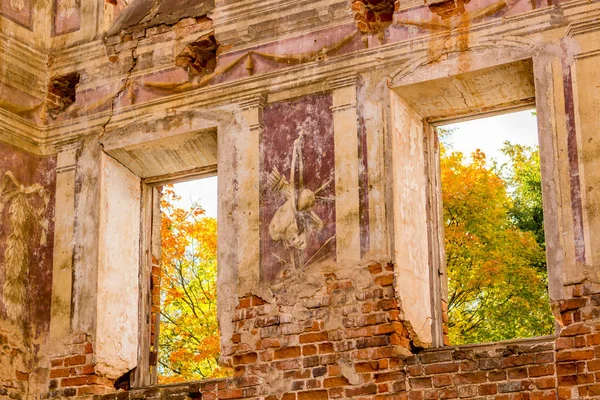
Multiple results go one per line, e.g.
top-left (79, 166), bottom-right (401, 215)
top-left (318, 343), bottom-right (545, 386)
top-left (238, 93), bottom-right (267, 110)
top-left (56, 146), bottom-right (79, 173)
top-left (328, 73), bottom-right (359, 91)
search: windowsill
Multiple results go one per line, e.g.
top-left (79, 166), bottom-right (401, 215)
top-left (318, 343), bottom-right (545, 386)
top-left (429, 334), bottom-right (557, 352)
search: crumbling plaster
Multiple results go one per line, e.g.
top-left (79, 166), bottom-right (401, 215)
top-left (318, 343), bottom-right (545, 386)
top-left (1, 0), bottom-right (600, 398)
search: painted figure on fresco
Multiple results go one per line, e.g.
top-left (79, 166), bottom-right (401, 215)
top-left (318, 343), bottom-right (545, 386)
top-left (0, 171), bottom-right (49, 321)
top-left (267, 128), bottom-right (335, 270)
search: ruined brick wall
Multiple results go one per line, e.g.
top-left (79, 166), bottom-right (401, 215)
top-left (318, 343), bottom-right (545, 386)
top-left (105, 279), bottom-right (600, 400)
top-left (555, 283), bottom-right (600, 399)
top-left (48, 334), bottom-right (114, 397)
top-left (2, 0), bottom-right (600, 399)
top-left (102, 262), bottom-right (563, 400)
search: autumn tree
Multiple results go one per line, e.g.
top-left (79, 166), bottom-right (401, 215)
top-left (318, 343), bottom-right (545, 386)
top-left (158, 185), bottom-right (231, 382)
top-left (441, 143), bottom-right (554, 345)
top-left (500, 142), bottom-right (546, 269)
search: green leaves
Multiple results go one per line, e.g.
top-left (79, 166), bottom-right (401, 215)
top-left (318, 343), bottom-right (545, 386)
top-left (441, 143), bottom-right (554, 345)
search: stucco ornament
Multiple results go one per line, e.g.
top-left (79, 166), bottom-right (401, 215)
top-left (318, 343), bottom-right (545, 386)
top-left (57, 0), bottom-right (80, 17)
top-left (0, 171), bottom-right (49, 321)
top-left (267, 129), bottom-right (334, 269)
top-left (9, 0), bottom-right (25, 11)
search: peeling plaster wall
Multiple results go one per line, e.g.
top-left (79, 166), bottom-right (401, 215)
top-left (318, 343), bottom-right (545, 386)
top-left (2, 0), bottom-right (600, 398)
top-left (96, 154), bottom-right (140, 378)
top-left (0, 141), bottom-right (56, 399)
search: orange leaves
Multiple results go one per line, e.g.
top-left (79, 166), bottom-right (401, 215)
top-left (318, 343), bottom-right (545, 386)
top-left (441, 144), bottom-right (554, 345)
top-left (158, 184), bottom-right (231, 382)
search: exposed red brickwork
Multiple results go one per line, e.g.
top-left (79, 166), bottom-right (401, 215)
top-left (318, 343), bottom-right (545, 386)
top-left (175, 33), bottom-right (218, 76)
top-left (555, 283), bottom-right (600, 399)
top-left (351, 0), bottom-right (396, 33)
top-left (97, 265), bottom-right (600, 400)
top-left (46, 72), bottom-right (80, 119)
top-left (224, 262), bottom-right (415, 398)
top-left (441, 300), bottom-right (450, 346)
top-left (104, 17), bottom-right (215, 65)
top-left (48, 333), bottom-right (114, 397)
top-left (150, 255), bottom-right (161, 365)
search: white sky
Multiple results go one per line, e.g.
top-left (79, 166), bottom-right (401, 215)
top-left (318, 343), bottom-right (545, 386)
top-left (172, 175), bottom-right (218, 218)
top-left (439, 109), bottom-right (539, 165)
top-left (168, 110), bottom-right (538, 217)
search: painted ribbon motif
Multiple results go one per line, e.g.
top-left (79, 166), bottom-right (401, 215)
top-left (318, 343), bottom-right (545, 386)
top-left (0, 171), bottom-right (49, 321)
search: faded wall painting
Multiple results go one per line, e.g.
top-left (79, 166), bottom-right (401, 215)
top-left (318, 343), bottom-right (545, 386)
top-left (261, 94), bottom-right (336, 283)
top-left (53, 0), bottom-right (81, 36)
top-left (0, 142), bottom-right (56, 333)
top-left (0, 0), bottom-right (33, 29)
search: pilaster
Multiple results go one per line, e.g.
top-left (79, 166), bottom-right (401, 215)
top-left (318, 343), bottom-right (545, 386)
top-left (330, 75), bottom-right (361, 263)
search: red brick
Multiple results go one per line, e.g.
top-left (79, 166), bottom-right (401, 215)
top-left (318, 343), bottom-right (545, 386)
top-left (323, 377), bottom-right (349, 388)
top-left (319, 343), bottom-right (334, 354)
top-left (452, 372), bottom-right (486, 385)
top-left (377, 299), bottom-right (398, 310)
top-left (375, 371), bottom-right (406, 382)
top-left (275, 359), bottom-right (301, 370)
top-left (501, 354), bottom-right (534, 367)
top-left (300, 332), bottom-right (329, 343)
top-left (529, 364), bottom-right (554, 377)
top-left (297, 390), bottom-right (328, 400)
top-left (368, 264), bottom-right (383, 274)
top-left (64, 355), bottom-right (86, 366)
top-left (409, 377), bottom-right (432, 389)
top-left (303, 345), bottom-right (317, 356)
top-left (51, 359), bottom-right (63, 367)
top-left (219, 389), bottom-right (244, 399)
top-left (345, 384), bottom-right (378, 397)
top-left (356, 362), bottom-right (380, 373)
top-left (560, 323), bottom-right (592, 336)
top-left (274, 346), bottom-right (301, 360)
top-left (478, 383), bottom-right (497, 395)
top-left (15, 371), bottom-right (28, 381)
top-left (535, 377), bottom-right (556, 390)
top-left (556, 349), bottom-right (594, 362)
top-left (375, 274), bottom-right (394, 287)
top-left (49, 368), bottom-right (71, 379)
top-left (61, 377), bottom-right (88, 387)
top-left (587, 333), bottom-right (600, 346)
top-left (432, 374), bottom-right (453, 387)
top-left (233, 352), bottom-right (258, 365)
top-left (77, 386), bottom-right (107, 396)
top-left (423, 363), bottom-right (459, 375)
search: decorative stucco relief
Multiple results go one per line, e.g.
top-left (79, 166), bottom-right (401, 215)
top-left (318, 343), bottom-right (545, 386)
top-left (0, 0), bottom-right (33, 29)
top-left (261, 94), bottom-right (336, 283)
top-left (0, 172), bottom-right (49, 322)
top-left (53, 0), bottom-right (81, 35)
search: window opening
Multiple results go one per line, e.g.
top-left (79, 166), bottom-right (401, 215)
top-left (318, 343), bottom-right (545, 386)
top-left (436, 109), bottom-right (555, 345)
top-left (155, 176), bottom-right (231, 382)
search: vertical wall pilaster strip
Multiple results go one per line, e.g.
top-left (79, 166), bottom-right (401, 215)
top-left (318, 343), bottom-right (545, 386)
top-left (49, 146), bottom-right (78, 344)
top-left (237, 95), bottom-right (265, 288)
top-left (330, 76), bottom-right (361, 263)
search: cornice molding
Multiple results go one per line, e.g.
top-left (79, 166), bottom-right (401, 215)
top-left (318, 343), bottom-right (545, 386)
top-left (212, 0), bottom-right (352, 51)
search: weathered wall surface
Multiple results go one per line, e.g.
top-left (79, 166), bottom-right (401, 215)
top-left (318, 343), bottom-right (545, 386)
top-left (1, 0), bottom-right (600, 399)
top-left (0, 141), bottom-right (56, 399)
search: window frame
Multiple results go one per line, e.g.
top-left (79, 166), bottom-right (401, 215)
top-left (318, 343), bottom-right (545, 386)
top-left (388, 57), bottom-right (567, 349)
top-left (134, 166), bottom-right (218, 387)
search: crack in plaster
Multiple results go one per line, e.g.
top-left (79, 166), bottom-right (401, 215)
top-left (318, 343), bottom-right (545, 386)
top-left (450, 77), bottom-right (474, 113)
top-left (99, 39), bottom-right (141, 139)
